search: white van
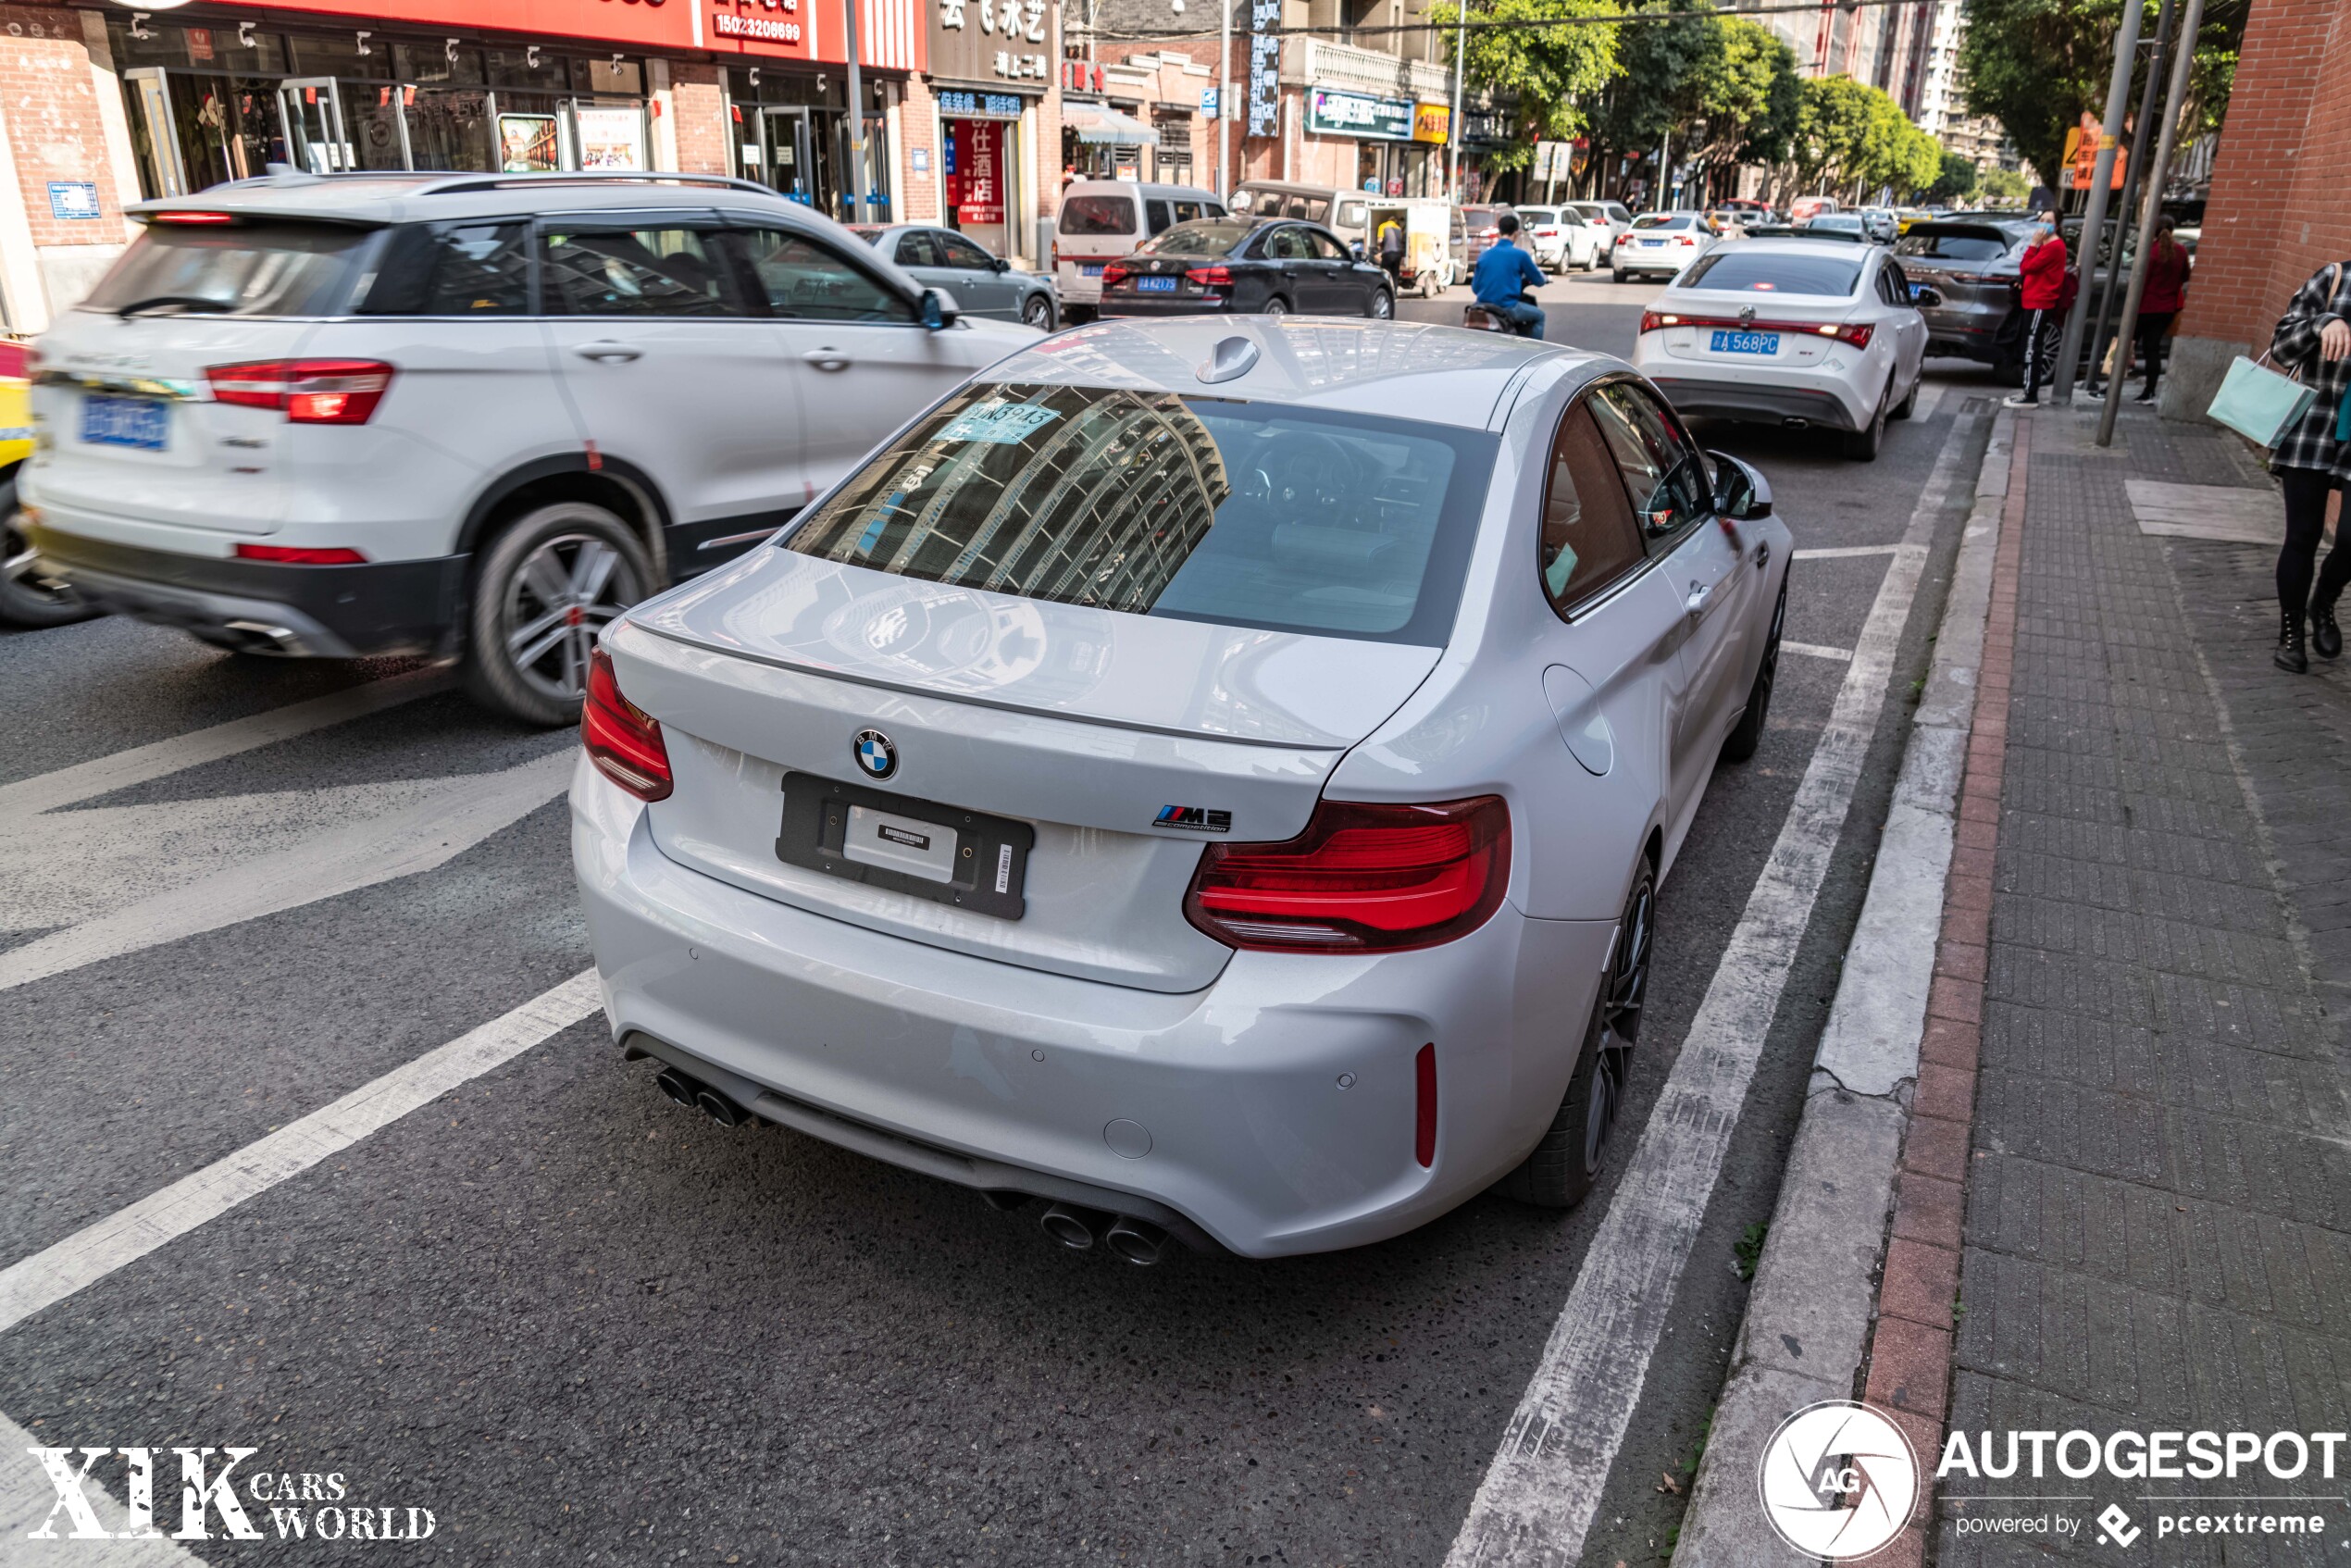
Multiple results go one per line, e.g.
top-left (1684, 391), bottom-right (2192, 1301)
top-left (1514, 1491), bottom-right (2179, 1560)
top-left (1053, 180), bottom-right (1226, 318)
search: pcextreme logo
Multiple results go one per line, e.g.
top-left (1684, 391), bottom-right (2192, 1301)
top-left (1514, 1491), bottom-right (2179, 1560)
top-left (1757, 1400), bottom-right (1921, 1561)
top-left (25, 1446), bottom-right (436, 1544)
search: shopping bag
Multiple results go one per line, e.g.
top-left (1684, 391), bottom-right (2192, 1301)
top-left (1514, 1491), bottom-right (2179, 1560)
top-left (2207, 355), bottom-right (2316, 448)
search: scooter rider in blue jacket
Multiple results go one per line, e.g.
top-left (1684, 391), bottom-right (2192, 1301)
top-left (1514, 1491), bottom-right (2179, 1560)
top-left (1472, 212), bottom-right (1547, 339)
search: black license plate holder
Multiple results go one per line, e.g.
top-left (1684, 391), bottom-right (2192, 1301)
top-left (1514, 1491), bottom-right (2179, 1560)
top-left (776, 772), bottom-right (1034, 921)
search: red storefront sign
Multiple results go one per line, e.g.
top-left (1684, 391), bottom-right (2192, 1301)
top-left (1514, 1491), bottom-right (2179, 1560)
top-left (227, 0), bottom-right (921, 68)
top-left (946, 118), bottom-right (1002, 223)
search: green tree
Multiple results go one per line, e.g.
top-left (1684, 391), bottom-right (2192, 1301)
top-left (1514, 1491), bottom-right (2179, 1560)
top-left (1580, 5), bottom-right (1797, 199)
top-left (1958, 0), bottom-right (2248, 185)
top-left (1926, 149), bottom-right (1980, 203)
top-left (1981, 167), bottom-right (2032, 205)
top-left (1431, 0), bottom-right (1626, 171)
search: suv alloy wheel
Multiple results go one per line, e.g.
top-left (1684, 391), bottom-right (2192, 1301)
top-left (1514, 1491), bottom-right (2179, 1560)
top-left (464, 501), bottom-right (653, 727)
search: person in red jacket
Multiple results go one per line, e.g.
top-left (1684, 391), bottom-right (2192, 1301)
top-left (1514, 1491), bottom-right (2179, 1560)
top-left (2131, 216), bottom-right (2193, 403)
top-left (2006, 217), bottom-right (2069, 406)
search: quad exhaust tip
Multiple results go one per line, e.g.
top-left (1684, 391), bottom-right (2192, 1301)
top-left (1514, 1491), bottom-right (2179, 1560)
top-left (1102, 1216), bottom-right (1169, 1267)
top-left (1038, 1202), bottom-right (1105, 1251)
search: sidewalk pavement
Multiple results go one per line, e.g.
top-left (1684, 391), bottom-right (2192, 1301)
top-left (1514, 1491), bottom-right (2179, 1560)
top-left (1676, 395), bottom-right (2351, 1568)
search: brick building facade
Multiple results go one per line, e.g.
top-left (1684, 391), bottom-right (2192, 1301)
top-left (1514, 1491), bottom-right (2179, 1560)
top-left (2162, 0), bottom-right (2351, 418)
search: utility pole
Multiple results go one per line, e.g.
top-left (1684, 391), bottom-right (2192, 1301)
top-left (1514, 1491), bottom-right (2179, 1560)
top-left (2086, 0), bottom-right (2176, 395)
top-left (844, 0), bottom-right (870, 224)
top-left (2099, 0), bottom-right (2206, 444)
top-left (1218, 0), bottom-right (1233, 200)
top-left (1448, 0), bottom-right (1465, 198)
top-left (2050, 0), bottom-right (2143, 404)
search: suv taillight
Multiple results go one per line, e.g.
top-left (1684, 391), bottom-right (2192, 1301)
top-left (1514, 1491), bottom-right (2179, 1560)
top-left (206, 359), bottom-right (395, 424)
top-left (583, 649), bottom-right (672, 802)
top-left (1184, 796), bottom-right (1510, 952)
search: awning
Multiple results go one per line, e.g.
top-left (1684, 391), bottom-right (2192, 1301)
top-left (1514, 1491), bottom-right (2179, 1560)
top-left (1064, 106), bottom-right (1160, 146)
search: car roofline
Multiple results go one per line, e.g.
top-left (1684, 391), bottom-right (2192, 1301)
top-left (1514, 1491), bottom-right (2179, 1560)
top-left (129, 169), bottom-right (790, 223)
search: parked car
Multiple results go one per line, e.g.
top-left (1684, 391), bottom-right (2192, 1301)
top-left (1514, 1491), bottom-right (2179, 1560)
top-left (1857, 207), bottom-right (1900, 243)
top-left (1228, 180), bottom-right (1374, 251)
top-left (0, 340), bottom-right (87, 627)
top-left (1796, 213), bottom-right (1872, 243)
top-left (1569, 200), bottom-right (1636, 263)
top-left (1631, 237), bottom-right (1930, 461)
top-left (1054, 180), bottom-right (1226, 321)
top-left (1515, 205), bottom-right (1602, 273)
top-left (1892, 218), bottom-right (2034, 370)
top-left (1788, 194), bottom-right (1841, 226)
top-left (851, 224), bottom-right (1058, 329)
top-left (573, 315), bottom-right (1791, 1258)
top-left (1096, 217), bottom-right (1395, 318)
top-left (1613, 211), bottom-right (1716, 282)
top-left (1461, 204), bottom-right (1518, 270)
top-left (22, 171), bottom-right (1039, 724)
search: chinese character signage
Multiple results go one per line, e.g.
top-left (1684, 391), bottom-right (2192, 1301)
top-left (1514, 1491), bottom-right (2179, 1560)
top-left (1247, 0), bottom-right (1280, 139)
top-left (938, 89), bottom-right (1025, 118)
top-left (1412, 104), bottom-right (1449, 144)
top-left (932, 0), bottom-right (1053, 86)
top-left (1307, 89), bottom-right (1412, 141)
top-left (948, 118), bottom-right (1004, 223)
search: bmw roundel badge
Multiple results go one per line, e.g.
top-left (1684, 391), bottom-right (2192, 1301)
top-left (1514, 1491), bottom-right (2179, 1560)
top-left (852, 728), bottom-right (898, 780)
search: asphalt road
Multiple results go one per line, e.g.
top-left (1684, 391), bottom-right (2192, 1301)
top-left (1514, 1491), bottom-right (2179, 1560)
top-left (0, 294), bottom-right (2005, 1566)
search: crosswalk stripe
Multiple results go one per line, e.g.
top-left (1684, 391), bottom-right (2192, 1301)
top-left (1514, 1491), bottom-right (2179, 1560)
top-left (0, 971), bottom-right (601, 1338)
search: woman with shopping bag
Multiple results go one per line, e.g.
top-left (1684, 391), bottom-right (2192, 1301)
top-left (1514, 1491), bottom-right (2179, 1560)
top-left (2267, 260), bottom-right (2351, 673)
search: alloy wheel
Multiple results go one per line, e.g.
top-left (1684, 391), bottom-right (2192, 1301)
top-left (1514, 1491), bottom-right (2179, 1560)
top-left (1, 506), bottom-right (84, 623)
top-left (1024, 296), bottom-right (1053, 329)
top-left (1586, 874), bottom-right (1654, 1174)
top-left (501, 532), bottom-right (641, 704)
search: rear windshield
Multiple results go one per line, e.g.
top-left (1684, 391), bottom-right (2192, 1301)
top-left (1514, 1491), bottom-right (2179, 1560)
top-left (84, 219), bottom-right (373, 317)
top-left (785, 381), bottom-right (1496, 644)
top-left (1681, 251), bottom-right (1863, 295)
top-left (1517, 208), bottom-right (1558, 225)
top-left (1895, 226), bottom-right (2018, 261)
top-left (1135, 219), bottom-right (1252, 258)
top-left (1631, 214), bottom-right (1693, 230)
top-left (1059, 195), bottom-right (1138, 237)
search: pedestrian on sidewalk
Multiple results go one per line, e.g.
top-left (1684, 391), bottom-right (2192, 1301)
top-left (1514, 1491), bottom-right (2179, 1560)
top-left (2268, 258), bottom-right (2351, 673)
top-left (2005, 218), bottom-right (2067, 406)
top-left (2131, 217), bottom-right (2193, 404)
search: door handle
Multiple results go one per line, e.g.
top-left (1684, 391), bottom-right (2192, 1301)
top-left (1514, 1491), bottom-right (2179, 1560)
top-left (571, 341), bottom-right (641, 363)
top-left (802, 348), bottom-right (852, 371)
top-left (1755, 540), bottom-right (1771, 571)
top-left (1686, 578), bottom-right (1724, 618)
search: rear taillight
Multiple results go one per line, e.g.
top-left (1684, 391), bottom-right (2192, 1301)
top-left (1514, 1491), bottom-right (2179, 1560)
top-left (1640, 309), bottom-right (1677, 333)
top-left (1183, 796), bottom-right (1510, 952)
top-left (1188, 265), bottom-right (1231, 287)
top-left (583, 648), bottom-right (672, 803)
top-left (206, 359), bottom-right (396, 424)
top-left (1677, 234), bottom-right (1698, 246)
top-left (1101, 264), bottom-right (1131, 288)
top-left (233, 543), bottom-right (367, 564)
top-left (1827, 321), bottom-right (1874, 348)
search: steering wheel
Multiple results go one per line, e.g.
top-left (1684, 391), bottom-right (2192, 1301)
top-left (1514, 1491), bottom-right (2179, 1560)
top-left (1265, 433), bottom-right (1361, 524)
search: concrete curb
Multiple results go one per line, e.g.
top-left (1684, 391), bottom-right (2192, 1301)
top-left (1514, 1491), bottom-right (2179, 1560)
top-left (1672, 404), bottom-right (2019, 1568)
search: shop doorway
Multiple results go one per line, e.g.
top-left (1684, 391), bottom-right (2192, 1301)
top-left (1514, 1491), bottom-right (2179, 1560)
top-left (276, 78), bottom-right (353, 173)
top-left (751, 107), bottom-right (817, 205)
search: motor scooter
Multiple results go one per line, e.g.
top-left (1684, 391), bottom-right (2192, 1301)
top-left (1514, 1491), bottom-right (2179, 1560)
top-left (1462, 292), bottom-right (1539, 337)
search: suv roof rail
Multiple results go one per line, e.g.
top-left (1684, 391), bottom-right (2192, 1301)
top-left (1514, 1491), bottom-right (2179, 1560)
top-left (411, 172), bottom-right (784, 199)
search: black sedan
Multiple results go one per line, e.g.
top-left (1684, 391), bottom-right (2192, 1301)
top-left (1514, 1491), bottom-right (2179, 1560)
top-left (1096, 218), bottom-right (1395, 319)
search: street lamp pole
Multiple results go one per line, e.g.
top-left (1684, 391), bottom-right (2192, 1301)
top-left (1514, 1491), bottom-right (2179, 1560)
top-left (2098, 0), bottom-right (2207, 444)
top-left (2085, 0), bottom-right (2177, 396)
top-left (844, 0), bottom-right (869, 224)
top-left (1449, 0), bottom-right (1465, 198)
top-left (2050, 0), bottom-right (2144, 404)
top-left (1218, 0), bottom-right (1233, 200)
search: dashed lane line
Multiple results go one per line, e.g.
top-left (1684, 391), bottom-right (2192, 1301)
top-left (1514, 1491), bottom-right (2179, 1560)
top-left (1443, 406), bottom-right (1982, 1567)
top-left (0, 667), bottom-right (450, 820)
top-left (0, 970), bottom-right (601, 1338)
top-left (1792, 543), bottom-right (1902, 559)
top-left (1782, 641), bottom-right (1856, 663)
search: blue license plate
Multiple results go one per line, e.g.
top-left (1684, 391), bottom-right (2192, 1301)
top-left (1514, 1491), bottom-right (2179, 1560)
top-left (1709, 329), bottom-right (1780, 355)
top-left (1639, 237), bottom-right (1665, 246)
top-left (1135, 276), bottom-right (1178, 292)
top-left (81, 395), bottom-right (168, 450)
top-left (1079, 263), bottom-right (1104, 277)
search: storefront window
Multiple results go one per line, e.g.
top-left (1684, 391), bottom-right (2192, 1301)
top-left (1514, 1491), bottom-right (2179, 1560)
top-left (728, 69), bottom-right (894, 224)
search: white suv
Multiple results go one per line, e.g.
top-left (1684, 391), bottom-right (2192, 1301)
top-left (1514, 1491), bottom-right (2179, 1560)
top-left (24, 172), bottom-right (1037, 724)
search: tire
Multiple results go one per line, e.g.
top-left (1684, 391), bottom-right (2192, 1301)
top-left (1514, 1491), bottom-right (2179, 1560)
top-left (0, 479), bottom-right (93, 628)
top-left (1612, 269), bottom-right (1628, 284)
top-left (1497, 861), bottom-right (1656, 1208)
top-left (462, 501), bottom-right (654, 728)
top-left (1366, 287), bottom-right (1394, 319)
top-left (1891, 369), bottom-right (1920, 420)
top-left (1022, 293), bottom-right (1056, 330)
top-left (1720, 577), bottom-right (1786, 765)
top-left (1262, 295), bottom-right (1289, 317)
top-left (1842, 379), bottom-right (1889, 461)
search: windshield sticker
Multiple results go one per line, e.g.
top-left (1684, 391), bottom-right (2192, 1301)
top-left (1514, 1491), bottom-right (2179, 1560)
top-left (938, 402), bottom-right (1061, 446)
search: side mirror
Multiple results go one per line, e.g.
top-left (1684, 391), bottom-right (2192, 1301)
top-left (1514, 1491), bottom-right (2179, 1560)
top-left (1913, 285), bottom-right (1945, 308)
top-left (918, 287), bottom-right (961, 330)
top-left (1708, 451), bottom-right (1773, 520)
top-left (989, 256), bottom-right (1011, 273)
top-left (1350, 240), bottom-right (1366, 259)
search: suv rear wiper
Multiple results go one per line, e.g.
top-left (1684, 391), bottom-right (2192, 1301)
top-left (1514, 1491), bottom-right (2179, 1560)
top-left (115, 294), bottom-right (230, 318)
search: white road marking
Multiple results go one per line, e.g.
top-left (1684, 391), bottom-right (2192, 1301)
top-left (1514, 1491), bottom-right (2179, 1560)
top-left (0, 971), bottom-right (600, 1338)
top-left (1791, 543), bottom-right (1901, 559)
top-left (1911, 380), bottom-right (1948, 421)
top-left (1781, 641), bottom-right (1855, 663)
top-left (2124, 478), bottom-right (2278, 545)
top-left (1444, 408), bottom-right (1981, 1568)
top-left (0, 1407), bottom-right (210, 1564)
top-left (0, 667), bottom-right (451, 820)
top-left (0, 750), bottom-right (574, 993)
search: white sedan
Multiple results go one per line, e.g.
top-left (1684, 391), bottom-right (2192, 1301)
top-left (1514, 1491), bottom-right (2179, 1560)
top-left (1516, 206), bottom-right (1603, 274)
top-left (1630, 237), bottom-right (1931, 461)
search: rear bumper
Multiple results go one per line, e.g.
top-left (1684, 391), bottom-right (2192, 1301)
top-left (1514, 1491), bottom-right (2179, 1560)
top-left (1643, 373), bottom-right (1869, 430)
top-left (29, 522), bottom-right (463, 657)
top-left (1097, 294), bottom-right (1235, 317)
top-left (572, 764), bottom-right (1612, 1258)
